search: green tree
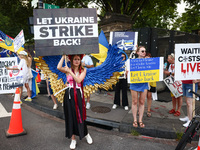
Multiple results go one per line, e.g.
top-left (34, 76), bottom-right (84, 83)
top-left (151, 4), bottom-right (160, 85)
top-left (44, 0), bottom-right (181, 28)
top-left (172, 1), bottom-right (200, 33)
top-left (133, 0), bottom-right (179, 29)
top-left (0, 0), bottom-right (33, 44)
top-left (0, 0), bottom-right (198, 46)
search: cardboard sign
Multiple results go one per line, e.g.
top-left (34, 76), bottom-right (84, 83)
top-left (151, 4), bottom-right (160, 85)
top-left (127, 57), bottom-right (163, 83)
top-left (164, 76), bottom-right (183, 98)
top-left (175, 43), bottom-right (200, 81)
top-left (13, 30), bottom-right (25, 53)
top-left (33, 8), bottom-right (99, 56)
top-left (109, 32), bottom-right (138, 51)
top-left (0, 57), bottom-right (23, 94)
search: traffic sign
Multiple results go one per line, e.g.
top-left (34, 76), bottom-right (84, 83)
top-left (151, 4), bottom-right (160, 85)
top-left (43, 3), bottom-right (59, 9)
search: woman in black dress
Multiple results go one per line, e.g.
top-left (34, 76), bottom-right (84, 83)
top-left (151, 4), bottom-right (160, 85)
top-left (57, 54), bottom-right (93, 149)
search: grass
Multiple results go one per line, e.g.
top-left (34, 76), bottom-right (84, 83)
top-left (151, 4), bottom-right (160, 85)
top-left (173, 124), bottom-right (184, 141)
top-left (130, 129), bottom-right (140, 136)
top-left (176, 131), bottom-right (184, 141)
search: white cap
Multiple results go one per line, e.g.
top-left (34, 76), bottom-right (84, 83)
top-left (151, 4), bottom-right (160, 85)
top-left (19, 51), bottom-right (27, 56)
top-left (170, 53), bottom-right (174, 58)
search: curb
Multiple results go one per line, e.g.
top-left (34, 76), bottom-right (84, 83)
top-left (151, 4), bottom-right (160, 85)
top-left (23, 101), bottom-right (64, 120)
top-left (119, 123), bottom-right (176, 139)
top-left (22, 100), bottom-right (183, 140)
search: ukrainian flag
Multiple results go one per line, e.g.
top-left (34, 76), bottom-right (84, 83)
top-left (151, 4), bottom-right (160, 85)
top-left (0, 29), bottom-right (24, 53)
top-left (31, 70), bottom-right (40, 98)
top-left (91, 30), bottom-right (109, 63)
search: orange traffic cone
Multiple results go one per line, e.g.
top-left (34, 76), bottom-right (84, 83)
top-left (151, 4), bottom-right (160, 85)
top-left (5, 87), bottom-right (26, 137)
top-left (197, 136), bottom-right (200, 150)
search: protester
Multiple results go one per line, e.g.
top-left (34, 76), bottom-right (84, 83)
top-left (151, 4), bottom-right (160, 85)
top-left (6, 51), bottom-right (32, 102)
top-left (179, 80), bottom-right (199, 127)
top-left (129, 46), bottom-right (148, 128)
top-left (57, 54), bottom-right (92, 149)
top-left (112, 53), bottom-right (129, 110)
top-left (145, 53), bottom-right (157, 117)
top-left (24, 50), bottom-right (33, 99)
top-left (48, 80), bottom-right (58, 109)
top-left (82, 54), bottom-right (94, 109)
top-left (46, 79), bottom-right (51, 100)
top-left (8, 51), bottom-right (15, 57)
top-left (164, 53), bottom-right (182, 117)
top-left (36, 67), bottom-right (51, 99)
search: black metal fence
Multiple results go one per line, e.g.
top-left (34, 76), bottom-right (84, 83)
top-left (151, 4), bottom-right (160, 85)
top-left (133, 27), bottom-right (200, 60)
top-left (104, 27), bottom-right (200, 61)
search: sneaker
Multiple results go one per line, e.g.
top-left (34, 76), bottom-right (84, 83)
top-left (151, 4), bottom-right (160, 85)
top-left (112, 104), bottom-right (117, 109)
top-left (179, 116), bottom-right (189, 122)
top-left (53, 104), bottom-right (58, 110)
top-left (183, 120), bottom-right (191, 127)
top-left (20, 100), bottom-right (23, 104)
top-left (25, 97), bottom-right (32, 102)
top-left (124, 106), bottom-right (129, 110)
top-left (69, 139), bottom-right (76, 149)
top-left (85, 133), bottom-right (93, 144)
top-left (86, 102), bottom-right (91, 109)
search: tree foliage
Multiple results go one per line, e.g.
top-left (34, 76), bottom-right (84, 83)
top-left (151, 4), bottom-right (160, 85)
top-left (0, 0), bottom-right (33, 43)
top-left (132, 0), bottom-right (179, 29)
top-left (172, 0), bottom-right (200, 33)
top-left (0, 0), bottom-right (199, 45)
top-left (47, 0), bottom-right (180, 29)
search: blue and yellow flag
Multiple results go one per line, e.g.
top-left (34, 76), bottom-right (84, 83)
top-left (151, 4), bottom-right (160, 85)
top-left (31, 70), bottom-right (40, 98)
top-left (0, 29), bottom-right (24, 53)
top-left (91, 30), bottom-right (109, 63)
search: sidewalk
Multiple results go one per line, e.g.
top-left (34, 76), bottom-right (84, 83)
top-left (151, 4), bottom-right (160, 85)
top-left (22, 89), bottom-right (200, 140)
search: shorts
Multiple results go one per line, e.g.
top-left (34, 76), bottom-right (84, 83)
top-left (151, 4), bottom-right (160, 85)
top-left (23, 76), bottom-right (31, 84)
top-left (148, 86), bottom-right (156, 93)
top-left (182, 83), bottom-right (198, 98)
top-left (130, 83), bottom-right (148, 92)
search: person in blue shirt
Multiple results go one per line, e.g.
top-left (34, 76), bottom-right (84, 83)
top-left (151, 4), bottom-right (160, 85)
top-left (129, 46), bottom-right (148, 128)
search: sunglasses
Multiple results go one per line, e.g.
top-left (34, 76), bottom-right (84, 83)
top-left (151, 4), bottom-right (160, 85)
top-left (141, 50), bottom-right (146, 53)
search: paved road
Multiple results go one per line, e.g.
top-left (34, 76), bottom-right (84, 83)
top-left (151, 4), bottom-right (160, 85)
top-left (0, 94), bottom-right (197, 150)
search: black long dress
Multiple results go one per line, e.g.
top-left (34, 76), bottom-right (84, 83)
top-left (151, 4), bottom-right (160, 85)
top-left (63, 88), bottom-right (88, 140)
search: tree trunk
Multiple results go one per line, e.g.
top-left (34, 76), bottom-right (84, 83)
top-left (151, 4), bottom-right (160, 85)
top-left (99, 12), bottom-right (133, 37)
top-left (99, 12), bottom-right (133, 56)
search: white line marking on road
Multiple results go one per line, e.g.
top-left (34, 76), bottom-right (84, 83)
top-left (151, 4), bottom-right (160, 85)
top-left (0, 103), bottom-right (11, 118)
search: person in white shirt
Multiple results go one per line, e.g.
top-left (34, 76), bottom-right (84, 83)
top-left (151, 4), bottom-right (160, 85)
top-left (82, 54), bottom-right (94, 109)
top-left (6, 51), bottom-right (32, 102)
top-left (164, 53), bottom-right (182, 117)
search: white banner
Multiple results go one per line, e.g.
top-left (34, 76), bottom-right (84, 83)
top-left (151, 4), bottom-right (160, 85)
top-left (175, 43), bottom-right (200, 81)
top-left (164, 76), bottom-right (183, 98)
top-left (33, 8), bottom-right (99, 56)
top-left (0, 57), bottom-right (23, 94)
top-left (13, 30), bottom-right (25, 52)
